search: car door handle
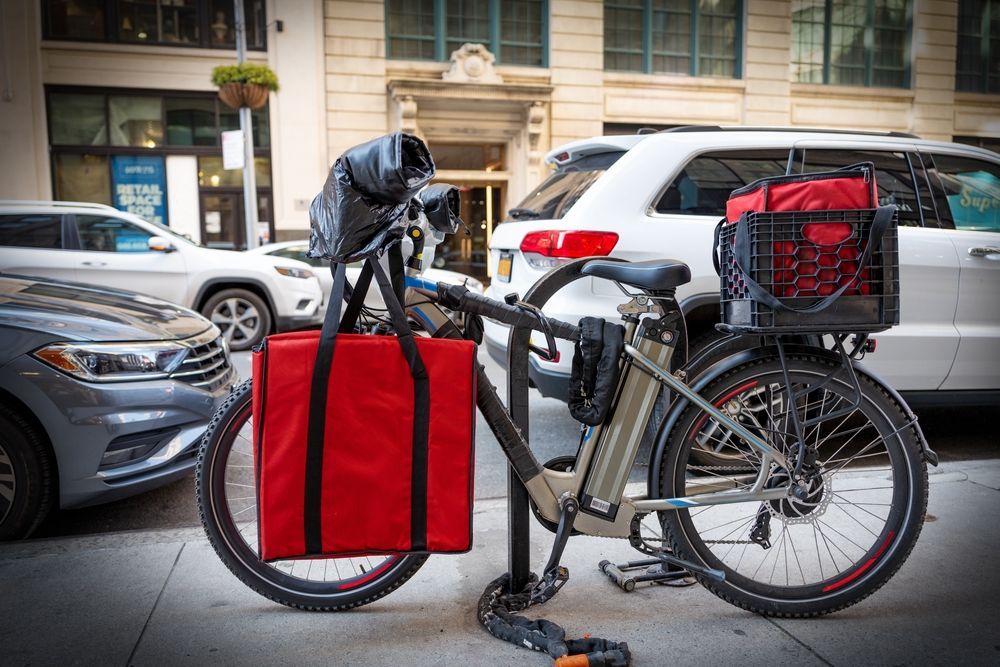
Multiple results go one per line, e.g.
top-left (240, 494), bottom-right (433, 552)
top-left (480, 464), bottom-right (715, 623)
top-left (81, 261), bottom-right (107, 267)
top-left (968, 246), bottom-right (1000, 258)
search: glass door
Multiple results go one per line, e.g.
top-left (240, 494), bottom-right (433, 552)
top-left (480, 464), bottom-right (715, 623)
top-left (432, 183), bottom-right (503, 283)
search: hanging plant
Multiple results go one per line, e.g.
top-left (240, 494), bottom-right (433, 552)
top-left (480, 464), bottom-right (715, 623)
top-left (211, 63), bottom-right (279, 110)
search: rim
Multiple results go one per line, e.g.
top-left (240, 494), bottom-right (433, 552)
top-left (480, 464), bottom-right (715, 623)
top-left (209, 401), bottom-right (402, 593)
top-left (210, 297), bottom-right (263, 345)
top-left (0, 442), bottom-right (14, 525)
top-left (674, 370), bottom-right (909, 594)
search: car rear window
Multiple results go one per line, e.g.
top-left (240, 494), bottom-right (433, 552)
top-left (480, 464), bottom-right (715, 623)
top-left (655, 149), bottom-right (792, 216)
top-left (505, 152), bottom-right (624, 222)
top-left (0, 214), bottom-right (63, 249)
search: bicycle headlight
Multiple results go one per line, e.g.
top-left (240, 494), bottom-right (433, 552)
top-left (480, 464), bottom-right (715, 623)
top-left (34, 341), bottom-right (189, 382)
top-left (274, 266), bottom-right (315, 279)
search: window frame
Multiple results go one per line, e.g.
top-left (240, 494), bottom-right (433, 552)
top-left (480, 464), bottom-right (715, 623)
top-left (41, 0), bottom-right (267, 52)
top-left (385, 0), bottom-right (549, 67)
top-left (604, 0), bottom-right (744, 79)
top-left (955, 0), bottom-right (998, 94)
top-left (792, 0), bottom-right (913, 89)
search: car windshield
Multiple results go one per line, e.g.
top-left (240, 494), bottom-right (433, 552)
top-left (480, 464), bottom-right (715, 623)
top-left (505, 151), bottom-right (624, 222)
top-left (122, 212), bottom-right (200, 246)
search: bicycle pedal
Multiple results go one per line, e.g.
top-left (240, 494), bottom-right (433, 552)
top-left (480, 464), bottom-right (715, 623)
top-left (529, 565), bottom-right (569, 605)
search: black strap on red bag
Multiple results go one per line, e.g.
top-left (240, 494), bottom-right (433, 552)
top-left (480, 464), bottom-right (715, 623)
top-left (305, 247), bottom-right (430, 553)
top-left (732, 205), bottom-right (894, 315)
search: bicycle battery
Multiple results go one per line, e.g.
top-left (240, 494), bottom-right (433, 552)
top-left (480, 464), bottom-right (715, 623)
top-left (580, 328), bottom-right (674, 521)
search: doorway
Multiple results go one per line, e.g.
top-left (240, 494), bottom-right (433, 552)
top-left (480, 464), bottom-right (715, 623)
top-left (431, 182), bottom-right (504, 283)
top-left (199, 191), bottom-right (273, 250)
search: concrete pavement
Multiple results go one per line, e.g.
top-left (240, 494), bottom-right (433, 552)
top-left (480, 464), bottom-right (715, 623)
top-left (2, 459), bottom-right (999, 666)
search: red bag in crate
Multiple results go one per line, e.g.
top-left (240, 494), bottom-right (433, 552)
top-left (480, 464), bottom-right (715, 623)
top-left (252, 257), bottom-right (476, 561)
top-left (717, 163), bottom-right (895, 319)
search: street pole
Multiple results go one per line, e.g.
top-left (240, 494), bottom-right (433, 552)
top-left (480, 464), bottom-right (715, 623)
top-left (234, 0), bottom-right (259, 249)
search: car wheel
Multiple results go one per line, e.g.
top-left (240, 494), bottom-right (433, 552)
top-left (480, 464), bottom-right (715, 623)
top-left (0, 406), bottom-right (55, 541)
top-left (202, 289), bottom-right (272, 351)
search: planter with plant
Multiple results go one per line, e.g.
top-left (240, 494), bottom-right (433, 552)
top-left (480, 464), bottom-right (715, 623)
top-left (211, 63), bottom-right (279, 110)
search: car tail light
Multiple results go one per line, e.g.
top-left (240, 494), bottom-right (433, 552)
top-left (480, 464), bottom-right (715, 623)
top-left (520, 230), bottom-right (618, 260)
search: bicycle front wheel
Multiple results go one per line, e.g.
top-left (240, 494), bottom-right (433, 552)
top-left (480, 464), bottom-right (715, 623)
top-left (196, 380), bottom-right (428, 611)
top-left (658, 353), bottom-right (928, 617)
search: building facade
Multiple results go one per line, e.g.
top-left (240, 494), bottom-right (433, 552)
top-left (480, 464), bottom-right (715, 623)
top-left (1, 0), bottom-right (997, 272)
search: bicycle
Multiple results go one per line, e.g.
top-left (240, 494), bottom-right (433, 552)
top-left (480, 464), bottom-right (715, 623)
top-left (196, 199), bottom-right (935, 620)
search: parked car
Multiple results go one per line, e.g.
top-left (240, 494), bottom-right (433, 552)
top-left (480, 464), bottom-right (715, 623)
top-left (0, 274), bottom-right (236, 539)
top-left (247, 240), bottom-right (486, 314)
top-left (484, 126), bottom-right (1000, 405)
top-left (0, 201), bottom-right (323, 350)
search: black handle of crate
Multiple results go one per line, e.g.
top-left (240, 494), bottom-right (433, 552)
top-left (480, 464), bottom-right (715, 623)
top-left (732, 205), bottom-right (895, 315)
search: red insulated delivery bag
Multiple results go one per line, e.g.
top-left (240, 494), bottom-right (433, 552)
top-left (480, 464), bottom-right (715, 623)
top-left (716, 163), bottom-right (900, 333)
top-left (252, 257), bottom-right (476, 562)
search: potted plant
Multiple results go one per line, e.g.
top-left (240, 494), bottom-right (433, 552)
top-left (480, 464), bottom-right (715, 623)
top-left (211, 63), bottom-right (279, 110)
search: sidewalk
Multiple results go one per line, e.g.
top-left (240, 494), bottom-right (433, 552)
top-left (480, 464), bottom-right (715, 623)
top-left (2, 459), bottom-right (999, 666)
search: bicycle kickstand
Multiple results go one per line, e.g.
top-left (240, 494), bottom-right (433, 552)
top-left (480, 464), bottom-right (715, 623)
top-left (530, 494), bottom-right (578, 605)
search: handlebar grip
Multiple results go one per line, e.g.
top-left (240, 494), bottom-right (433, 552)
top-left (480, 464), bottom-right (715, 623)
top-left (437, 284), bottom-right (580, 341)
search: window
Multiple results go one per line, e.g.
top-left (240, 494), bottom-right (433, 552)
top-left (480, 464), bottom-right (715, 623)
top-left (927, 154), bottom-right (1000, 232)
top-left (792, 0), bottom-right (911, 88)
top-left (42, 1), bottom-right (266, 50)
top-left (799, 149), bottom-right (922, 226)
top-left (655, 150), bottom-right (791, 215)
top-left (386, 0), bottom-right (547, 67)
top-left (428, 143), bottom-right (504, 170)
top-left (506, 152), bottom-right (623, 221)
top-left (604, 0), bottom-right (742, 78)
top-left (197, 156), bottom-right (271, 188)
top-left (54, 154), bottom-right (113, 205)
top-left (956, 0), bottom-right (1000, 93)
top-left (0, 215), bottom-right (63, 249)
top-left (47, 89), bottom-right (269, 150)
top-left (76, 216), bottom-right (153, 252)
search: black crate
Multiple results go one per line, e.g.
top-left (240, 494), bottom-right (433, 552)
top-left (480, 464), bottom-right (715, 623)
top-left (718, 209), bottom-right (899, 334)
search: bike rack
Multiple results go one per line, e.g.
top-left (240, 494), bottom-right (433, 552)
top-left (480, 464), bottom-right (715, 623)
top-left (504, 258), bottom-right (627, 591)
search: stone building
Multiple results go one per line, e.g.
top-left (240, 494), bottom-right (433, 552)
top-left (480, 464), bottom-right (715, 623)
top-left (1, 0), bottom-right (997, 277)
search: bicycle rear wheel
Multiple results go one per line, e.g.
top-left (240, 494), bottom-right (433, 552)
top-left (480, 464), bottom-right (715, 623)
top-left (196, 380), bottom-right (427, 611)
top-left (658, 353), bottom-right (928, 617)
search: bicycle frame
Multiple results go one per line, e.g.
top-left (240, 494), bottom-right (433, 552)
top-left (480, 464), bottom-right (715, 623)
top-left (403, 275), bottom-right (795, 540)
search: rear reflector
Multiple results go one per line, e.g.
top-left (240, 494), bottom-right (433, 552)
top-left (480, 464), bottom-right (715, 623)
top-left (520, 231), bottom-right (619, 259)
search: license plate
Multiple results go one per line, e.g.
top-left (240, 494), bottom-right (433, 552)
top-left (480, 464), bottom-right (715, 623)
top-left (496, 252), bottom-right (513, 283)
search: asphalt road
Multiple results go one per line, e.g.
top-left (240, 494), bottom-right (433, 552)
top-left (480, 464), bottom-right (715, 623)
top-left (33, 350), bottom-right (999, 538)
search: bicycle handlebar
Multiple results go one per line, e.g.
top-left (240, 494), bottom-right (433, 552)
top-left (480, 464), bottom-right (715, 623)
top-left (435, 283), bottom-right (580, 341)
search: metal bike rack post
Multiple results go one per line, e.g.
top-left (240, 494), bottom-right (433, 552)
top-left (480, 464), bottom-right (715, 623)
top-left (503, 258), bottom-right (625, 591)
top-left (505, 337), bottom-right (532, 592)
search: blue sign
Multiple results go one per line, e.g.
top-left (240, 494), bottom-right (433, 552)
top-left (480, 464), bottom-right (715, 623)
top-left (112, 155), bottom-right (167, 226)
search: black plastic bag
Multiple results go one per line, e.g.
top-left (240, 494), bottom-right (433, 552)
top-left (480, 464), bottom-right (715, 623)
top-left (569, 317), bottom-right (625, 426)
top-left (418, 183), bottom-right (464, 235)
top-left (308, 132), bottom-right (435, 263)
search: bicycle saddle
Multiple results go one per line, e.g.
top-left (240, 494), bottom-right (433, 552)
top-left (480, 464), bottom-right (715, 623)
top-left (581, 258), bottom-right (691, 291)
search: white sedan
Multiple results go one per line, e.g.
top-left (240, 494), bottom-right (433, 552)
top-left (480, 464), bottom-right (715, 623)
top-left (247, 240), bottom-right (484, 317)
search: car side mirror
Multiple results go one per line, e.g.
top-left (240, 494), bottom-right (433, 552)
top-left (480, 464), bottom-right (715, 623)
top-left (148, 236), bottom-right (176, 253)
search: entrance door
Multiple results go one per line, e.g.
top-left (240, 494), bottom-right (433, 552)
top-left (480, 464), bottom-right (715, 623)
top-left (432, 183), bottom-right (503, 283)
top-left (199, 192), bottom-right (273, 250)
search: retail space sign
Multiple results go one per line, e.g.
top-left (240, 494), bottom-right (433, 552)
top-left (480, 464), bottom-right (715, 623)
top-left (112, 155), bottom-right (167, 226)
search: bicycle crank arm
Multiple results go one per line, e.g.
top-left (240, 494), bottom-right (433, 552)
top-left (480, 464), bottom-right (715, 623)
top-left (654, 551), bottom-right (725, 584)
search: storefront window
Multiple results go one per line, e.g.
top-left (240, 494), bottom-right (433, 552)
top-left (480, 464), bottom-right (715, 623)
top-left (49, 92), bottom-right (108, 145)
top-left (197, 156), bottom-right (271, 188)
top-left (54, 154), bottom-right (112, 205)
top-left (43, 0), bottom-right (265, 50)
top-left (219, 105), bottom-right (270, 148)
top-left (165, 97), bottom-right (217, 146)
top-left (45, 0), bottom-right (106, 40)
top-left (109, 95), bottom-right (164, 147)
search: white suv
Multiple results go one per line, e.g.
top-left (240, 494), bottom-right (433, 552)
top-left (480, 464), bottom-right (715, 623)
top-left (0, 201), bottom-right (323, 350)
top-left (485, 128), bottom-right (1000, 405)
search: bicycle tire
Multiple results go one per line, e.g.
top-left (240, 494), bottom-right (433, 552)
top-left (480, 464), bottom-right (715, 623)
top-left (658, 353), bottom-right (928, 617)
top-left (196, 380), bottom-right (428, 611)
